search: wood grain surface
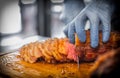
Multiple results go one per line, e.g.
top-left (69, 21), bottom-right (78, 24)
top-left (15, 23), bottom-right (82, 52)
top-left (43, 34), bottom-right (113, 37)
top-left (0, 52), bottom-right (94, 78)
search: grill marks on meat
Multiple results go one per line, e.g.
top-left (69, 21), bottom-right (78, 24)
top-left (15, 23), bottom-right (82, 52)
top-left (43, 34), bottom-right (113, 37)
top-left (18, 31), bottom-right (120, 63)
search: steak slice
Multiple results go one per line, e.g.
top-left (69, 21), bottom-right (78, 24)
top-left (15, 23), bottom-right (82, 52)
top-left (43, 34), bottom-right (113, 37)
top-left (18, 31), bottom-right (120, 63)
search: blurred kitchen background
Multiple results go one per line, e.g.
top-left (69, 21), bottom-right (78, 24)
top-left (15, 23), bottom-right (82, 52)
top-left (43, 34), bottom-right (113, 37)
top-left (0, 1), bottom-right (120, 78)
top-left (1, 0), bottom-right (119, 53)
top-left (0, 0), bottom-right (91, 53)
top-left (0, 0), bottom-right (62, 52)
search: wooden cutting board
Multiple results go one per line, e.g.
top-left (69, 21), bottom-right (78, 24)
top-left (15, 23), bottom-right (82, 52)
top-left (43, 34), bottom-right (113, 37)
top-left (0, 51), bottom-right (94, 78)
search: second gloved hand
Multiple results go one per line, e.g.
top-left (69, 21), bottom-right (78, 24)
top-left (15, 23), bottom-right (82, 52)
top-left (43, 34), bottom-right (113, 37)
top-left (64, 0), bottom-right (114, 48)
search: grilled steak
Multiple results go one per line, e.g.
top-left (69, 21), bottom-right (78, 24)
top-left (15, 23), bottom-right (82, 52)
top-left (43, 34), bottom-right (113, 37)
top-left (18, 31), bottom-right (120, 63)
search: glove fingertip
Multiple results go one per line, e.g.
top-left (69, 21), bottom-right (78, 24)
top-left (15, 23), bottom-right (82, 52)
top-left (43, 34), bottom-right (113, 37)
top-left (69, 38), bottom-right (75, 44)
top-left (91, 32), bottom-right (99, 48)
top-left (103, 35), bottom-right (109, 43)
top-left (103, 38), bottom-right (109, 43)
top-left (91, 42), bottom-right (98, 48)
top-left (102, 31), bottom-right (110, 43)
top-left (80, 37), bottom-right (86, 42)
top-left (77, 31), bottom-right (86, 43)
top-left (68, 32), bottom-right (75, 44)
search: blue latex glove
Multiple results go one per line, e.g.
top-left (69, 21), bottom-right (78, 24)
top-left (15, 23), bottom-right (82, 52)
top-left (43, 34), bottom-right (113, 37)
top-left (60, 0), bottom-right (85, 25)
top-left (64, 0), bottom-right (114, 48)
top-left (60, 0), bottom-right (85, 43)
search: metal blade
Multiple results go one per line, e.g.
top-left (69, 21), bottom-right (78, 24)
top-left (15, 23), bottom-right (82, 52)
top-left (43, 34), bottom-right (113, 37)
top-left (77, 56), bottom-right (80, 70)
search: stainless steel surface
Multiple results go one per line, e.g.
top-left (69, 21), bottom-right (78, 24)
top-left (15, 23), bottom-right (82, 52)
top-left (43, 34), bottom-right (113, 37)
top-left (0, 35), bottom-right (49, 55)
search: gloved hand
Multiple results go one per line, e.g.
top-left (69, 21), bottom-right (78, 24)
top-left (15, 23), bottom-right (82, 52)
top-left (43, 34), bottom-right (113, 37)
top-left (64, 0), bottom-right (114, 48)
top-left (60, 0), bottom-right (85, 25)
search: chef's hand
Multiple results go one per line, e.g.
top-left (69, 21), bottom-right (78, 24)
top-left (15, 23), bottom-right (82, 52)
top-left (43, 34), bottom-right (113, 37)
top-left (64, 0), bottom-right (114, 48)
top-left (60, 0), bottom-right (85, 25)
